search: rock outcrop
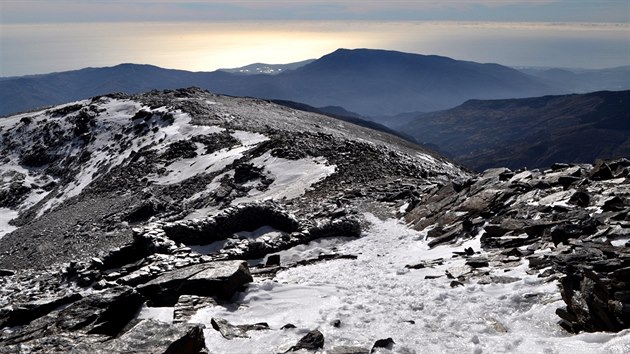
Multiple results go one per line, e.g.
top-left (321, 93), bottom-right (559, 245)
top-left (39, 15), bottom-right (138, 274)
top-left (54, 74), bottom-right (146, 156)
top-left (137, 260), bottom-right (252, 306)
top-left (405, 158), bottom-right (630, 333)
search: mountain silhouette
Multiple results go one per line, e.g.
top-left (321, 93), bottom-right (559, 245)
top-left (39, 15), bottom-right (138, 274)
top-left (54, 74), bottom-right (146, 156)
top-left (1, 49), bottom-right (566, 117)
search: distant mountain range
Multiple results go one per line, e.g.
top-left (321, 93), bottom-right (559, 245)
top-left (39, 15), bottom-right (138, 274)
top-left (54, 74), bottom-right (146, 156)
top-left (0, 48), bottom-right (591, 117)
top-left (519, 66), bottom-right (630, 94)
top-left (389, 90), bottom-right (630, 171)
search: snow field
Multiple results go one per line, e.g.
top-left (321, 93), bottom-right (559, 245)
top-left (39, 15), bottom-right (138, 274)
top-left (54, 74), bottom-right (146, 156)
top-left (0, 208), bottom-right (19, 240)
top-left (184, 215), bottom-right (630, 353)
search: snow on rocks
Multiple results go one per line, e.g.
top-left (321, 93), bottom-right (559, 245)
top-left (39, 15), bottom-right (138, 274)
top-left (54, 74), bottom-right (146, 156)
top-left (1, 89), bottom-right (628, 353)
top-left (0, 88), bottom-right (465, 270)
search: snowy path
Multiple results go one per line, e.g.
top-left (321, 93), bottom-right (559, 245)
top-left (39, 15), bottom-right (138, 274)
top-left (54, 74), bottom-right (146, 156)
top-left (148, 215), bottom-right (630, 353)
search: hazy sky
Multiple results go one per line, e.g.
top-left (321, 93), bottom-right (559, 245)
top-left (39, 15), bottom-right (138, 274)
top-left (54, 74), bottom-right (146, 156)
top-left (1, 1), bottom-right (629, 76)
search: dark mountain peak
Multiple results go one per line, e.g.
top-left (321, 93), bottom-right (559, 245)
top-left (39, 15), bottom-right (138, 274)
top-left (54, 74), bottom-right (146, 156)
top-left (112, 63), bottom-right (158, 69)
top-left (297, 48), bottom-right (454, 73)
top-left (323, 48), bottom-right (446, 60)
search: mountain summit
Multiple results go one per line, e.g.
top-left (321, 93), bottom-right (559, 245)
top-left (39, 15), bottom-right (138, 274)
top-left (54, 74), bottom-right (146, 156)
top-left (267, 48), bottom-right (561, 115)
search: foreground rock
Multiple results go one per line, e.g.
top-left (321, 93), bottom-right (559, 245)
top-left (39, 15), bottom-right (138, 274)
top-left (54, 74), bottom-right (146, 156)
top-left (137, 260), bottom-right (252, 306)
top-left (285, 329), bottom-right (325, 352)
top-left (210, 317), bottom-right (269, 340)
top-left (405, 158), bottom-right (630, 333)
top-left (0, 286), bottom-right (144, 350)
top-left (98, 320), bottom-right (207, 354)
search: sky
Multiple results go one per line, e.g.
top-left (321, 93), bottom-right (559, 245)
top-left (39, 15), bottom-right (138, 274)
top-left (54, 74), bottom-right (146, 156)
top-left (0, 0), bottom-right (629, 76)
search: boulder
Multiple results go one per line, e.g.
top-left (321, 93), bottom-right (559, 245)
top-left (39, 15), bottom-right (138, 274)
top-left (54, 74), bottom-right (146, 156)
top-left (265, 254), bottom-right (281, 267)
top-left (590, 160), bottom-right (614, 180)
top-left (371, 338), bottom-right (395, 352)
top-left (210, 317), bottom-right (269, 339)
top-left (285, 329), bottom-right (325, 352)
top-left (557, 269), bottom-right (630, 333)
top-left (137, 260), bottom-right (253, 306)
top-left (568, 191), bottom-right (590, 207)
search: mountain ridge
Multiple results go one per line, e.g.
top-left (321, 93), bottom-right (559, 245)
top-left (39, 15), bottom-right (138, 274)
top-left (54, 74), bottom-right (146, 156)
top-left (0, 48), bottom-right (568, 117)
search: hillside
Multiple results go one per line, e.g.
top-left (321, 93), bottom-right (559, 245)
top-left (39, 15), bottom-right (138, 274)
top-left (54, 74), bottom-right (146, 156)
top-left (392, 90), bottom-right (630, 171)
top-left (0, 88), bottom-right (464, 270)
top-left (0, 48), bottom-right (564, 117)
top-left (0, 89), bottom-right (628, 353)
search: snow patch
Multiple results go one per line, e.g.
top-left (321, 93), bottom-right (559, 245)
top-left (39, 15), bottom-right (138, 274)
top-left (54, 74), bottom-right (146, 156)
top-left (152, 131), bottom-right (267, 185)
top-left (190, 215), bottom-right (629, 353)
top-left (233, 152), bottom-right (336, 203)
top-left (0, 208), bottom-right (19, 239)
top-left (137, 305), bottom-right (174, 324)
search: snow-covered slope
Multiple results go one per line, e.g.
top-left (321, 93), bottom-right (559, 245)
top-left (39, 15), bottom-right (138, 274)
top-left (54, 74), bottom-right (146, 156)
top-left (188, 216), bottom-right (629, 353)
top-left (0, 88), bottom-right (627, 353)
top-left (0, 87), bottom-right (465, 269)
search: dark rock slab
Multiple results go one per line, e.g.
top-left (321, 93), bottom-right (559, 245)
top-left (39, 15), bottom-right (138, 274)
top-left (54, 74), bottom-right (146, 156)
top-left (0, 293), bottom-right (82, 329)
top-left (466, 257), bottom-right (489, 268)
top-left (137, 260), bottom-right (253, 306)
top-left (101, 319), bottom-right (206, 354)
top-left (590, 160), bottom-right (614, 180)
top-left (569, 191), bottom-right (590, 207)
top-left (0, 332), bottom-right (110, 354)
top-left (0, 286), bottom-right (143, 346)
top-left (55, 286), bottom-right (144, 336)
top-left (266, 254), bottom-right (281, 267)
top-left (0, 269), bottom-right (15, 276)
top-left (427, 224), bottom-right (466, 248)
top-left (603, 196), bottom-right (626, 212)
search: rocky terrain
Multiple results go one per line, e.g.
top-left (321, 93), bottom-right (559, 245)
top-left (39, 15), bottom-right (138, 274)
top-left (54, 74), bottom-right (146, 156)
top-left (0, 89), bottom-right (628, 353)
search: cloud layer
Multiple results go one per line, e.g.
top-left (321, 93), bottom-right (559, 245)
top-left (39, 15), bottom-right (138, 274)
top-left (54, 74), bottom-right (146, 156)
top-left (1, 0), bottom-right (628, 23)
